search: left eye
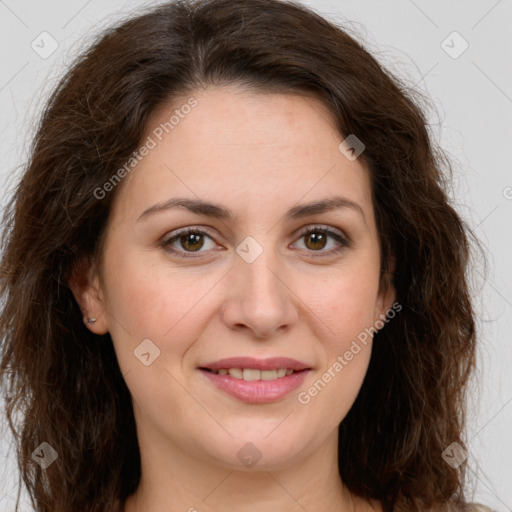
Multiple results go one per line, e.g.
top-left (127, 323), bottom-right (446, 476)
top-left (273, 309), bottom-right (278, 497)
top-left (292, 227), bottom-right (348, 254)
top-left (161, 228), bottom-right (218, 256)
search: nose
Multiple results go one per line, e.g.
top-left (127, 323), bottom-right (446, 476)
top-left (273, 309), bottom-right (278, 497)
top-left (220, 250), bottom-right (299, 339)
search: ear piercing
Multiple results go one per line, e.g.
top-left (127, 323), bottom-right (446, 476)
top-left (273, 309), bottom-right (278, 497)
top-left (87, 318), bottom-right (97, 324)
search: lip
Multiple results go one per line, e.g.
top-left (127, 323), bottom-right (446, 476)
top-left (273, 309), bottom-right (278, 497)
top-left (199, 368), bottom-right (310, 403)
top-left (198, 357), bottom-right (312, 404)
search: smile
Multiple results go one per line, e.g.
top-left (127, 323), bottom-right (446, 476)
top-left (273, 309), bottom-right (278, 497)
top-left (198, 356), bottom-right (311, 403)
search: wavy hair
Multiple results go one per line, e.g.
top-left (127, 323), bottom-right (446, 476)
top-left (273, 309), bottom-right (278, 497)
top-left (0, 0), bottom-right (479, 510)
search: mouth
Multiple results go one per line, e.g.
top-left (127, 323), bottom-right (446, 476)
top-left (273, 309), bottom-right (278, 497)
top-left (198, 357), bottom-right (311, 403)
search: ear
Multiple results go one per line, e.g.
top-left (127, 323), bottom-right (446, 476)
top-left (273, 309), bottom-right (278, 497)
top-left (374, 254), bottom-right (397, 322)
top-left (68, 257), bottom-right (109, 335)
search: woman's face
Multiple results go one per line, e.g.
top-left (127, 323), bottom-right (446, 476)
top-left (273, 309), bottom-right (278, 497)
top-left (80, 85), bottom-right (394, 471)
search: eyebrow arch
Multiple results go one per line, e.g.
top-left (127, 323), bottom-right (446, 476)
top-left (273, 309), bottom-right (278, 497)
top-left (285, 196), bottom-right (366, 223)
top-left (137, 195), bottom-right (366, 224)
top-left (137, 197), bottom-right (234, 222)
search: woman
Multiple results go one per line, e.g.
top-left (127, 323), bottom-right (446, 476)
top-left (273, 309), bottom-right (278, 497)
top-left (0, 0), bottom-right (490, 510)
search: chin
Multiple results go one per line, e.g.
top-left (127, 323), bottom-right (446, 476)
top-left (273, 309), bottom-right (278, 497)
top-left (199, 430), bottom-right (315, 472)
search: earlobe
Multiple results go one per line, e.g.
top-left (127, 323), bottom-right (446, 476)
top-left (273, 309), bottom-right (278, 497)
top-left (67, 257), bottom-right (109, 334)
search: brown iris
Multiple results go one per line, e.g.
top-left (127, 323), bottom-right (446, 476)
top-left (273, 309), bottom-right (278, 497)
top-left (180, 232), bottom-right (204, 251)
top-left (304, 231), bottom-right (327, 250)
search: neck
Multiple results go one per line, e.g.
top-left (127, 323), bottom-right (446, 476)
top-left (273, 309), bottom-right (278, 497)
top-left (123, 427), bottom-right (376, 512)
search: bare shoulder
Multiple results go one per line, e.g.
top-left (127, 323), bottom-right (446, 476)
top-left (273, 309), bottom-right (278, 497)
top-left (393, 500), bottom-right (496, 512)
top-left (440, 501), bottom-right (496, 512)
top-left (355, 496), bottom-right (495, 512)
top-left (465, 504), bottom-right (495, 512)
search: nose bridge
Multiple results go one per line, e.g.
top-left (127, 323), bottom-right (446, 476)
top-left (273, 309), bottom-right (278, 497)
top-left (240, 247), bottom-right (282, 301)
top-left (223, 236), bottom-right (298, 337)
top-left (238, 238), bottom-right (285, 305)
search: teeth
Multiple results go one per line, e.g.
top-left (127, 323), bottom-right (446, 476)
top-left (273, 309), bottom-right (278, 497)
top-left (260, 370), bottom-right (277, 380)
top-left (228, 368), bottom-right (243, 379)
top-left (212, 368), bottom-right (297, 380)
top-left (243, 368), bottom-right (261, 381)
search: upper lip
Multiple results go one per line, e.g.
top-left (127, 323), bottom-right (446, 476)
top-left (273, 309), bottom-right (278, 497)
top-left (200, 357), bottom-right (311, 371)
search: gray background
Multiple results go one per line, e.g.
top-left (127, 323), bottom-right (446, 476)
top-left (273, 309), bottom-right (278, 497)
top-left (1, 0), bottom-right (511, 510)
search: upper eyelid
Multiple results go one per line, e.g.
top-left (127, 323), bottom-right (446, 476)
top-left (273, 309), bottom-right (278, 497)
top-left (163, 226), bottom-right (219, 243)
top-left (299, 224), bottom-right (347, 238)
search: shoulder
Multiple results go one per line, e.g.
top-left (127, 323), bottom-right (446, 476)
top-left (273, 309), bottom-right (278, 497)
top-left (398, 501), bottom-right (496, 512)
top-left (465, 504), bottom-right (494, 512)
top-left (443, 502), bottom-right (496, 512)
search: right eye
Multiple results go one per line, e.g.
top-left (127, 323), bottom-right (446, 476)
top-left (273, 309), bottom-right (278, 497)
top-left (160, 227), bottom-right (220, 258)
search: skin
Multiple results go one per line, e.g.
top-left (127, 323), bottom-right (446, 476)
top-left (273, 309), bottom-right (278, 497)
top-left (71, 85), bottom-right (395, 512)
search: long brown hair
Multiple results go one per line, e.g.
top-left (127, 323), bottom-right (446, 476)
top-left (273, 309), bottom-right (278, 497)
top-left (0, 0), bottom-right (479, 510)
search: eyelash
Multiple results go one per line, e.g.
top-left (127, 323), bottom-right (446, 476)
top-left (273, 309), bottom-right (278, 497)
top-left (160, 225), bottom-right (350, 259)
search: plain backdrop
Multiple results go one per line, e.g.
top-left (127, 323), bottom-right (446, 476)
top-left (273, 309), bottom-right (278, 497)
top-left (1, 0), bottom-right (511, 510)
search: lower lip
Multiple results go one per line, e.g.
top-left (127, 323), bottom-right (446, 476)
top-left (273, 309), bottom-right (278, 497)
top-left (199, 369), bottom-right (310, 403)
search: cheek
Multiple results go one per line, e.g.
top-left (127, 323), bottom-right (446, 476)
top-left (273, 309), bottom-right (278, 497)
top-left (306, 261), bottom-right (381, 341)
top-left (298, 280), bottom-right (377, 427)
top-left (101, 253), bottom-right (221, 424)
top-left (299, 347), bottom-right (371, 434)
top-left (295, 260), bottom-right (380, 412)
top-left (101, 248), bottom-right (224, 370)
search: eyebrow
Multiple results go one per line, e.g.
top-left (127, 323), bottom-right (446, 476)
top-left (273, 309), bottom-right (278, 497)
top-left (137, 196), bottom-right (366, 224)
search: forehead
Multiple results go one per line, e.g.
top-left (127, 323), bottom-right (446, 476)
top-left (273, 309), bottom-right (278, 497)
top-left (112, 85), bottom-right (374, 225)
top-left (150, 85), bottom-right (341, 150)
